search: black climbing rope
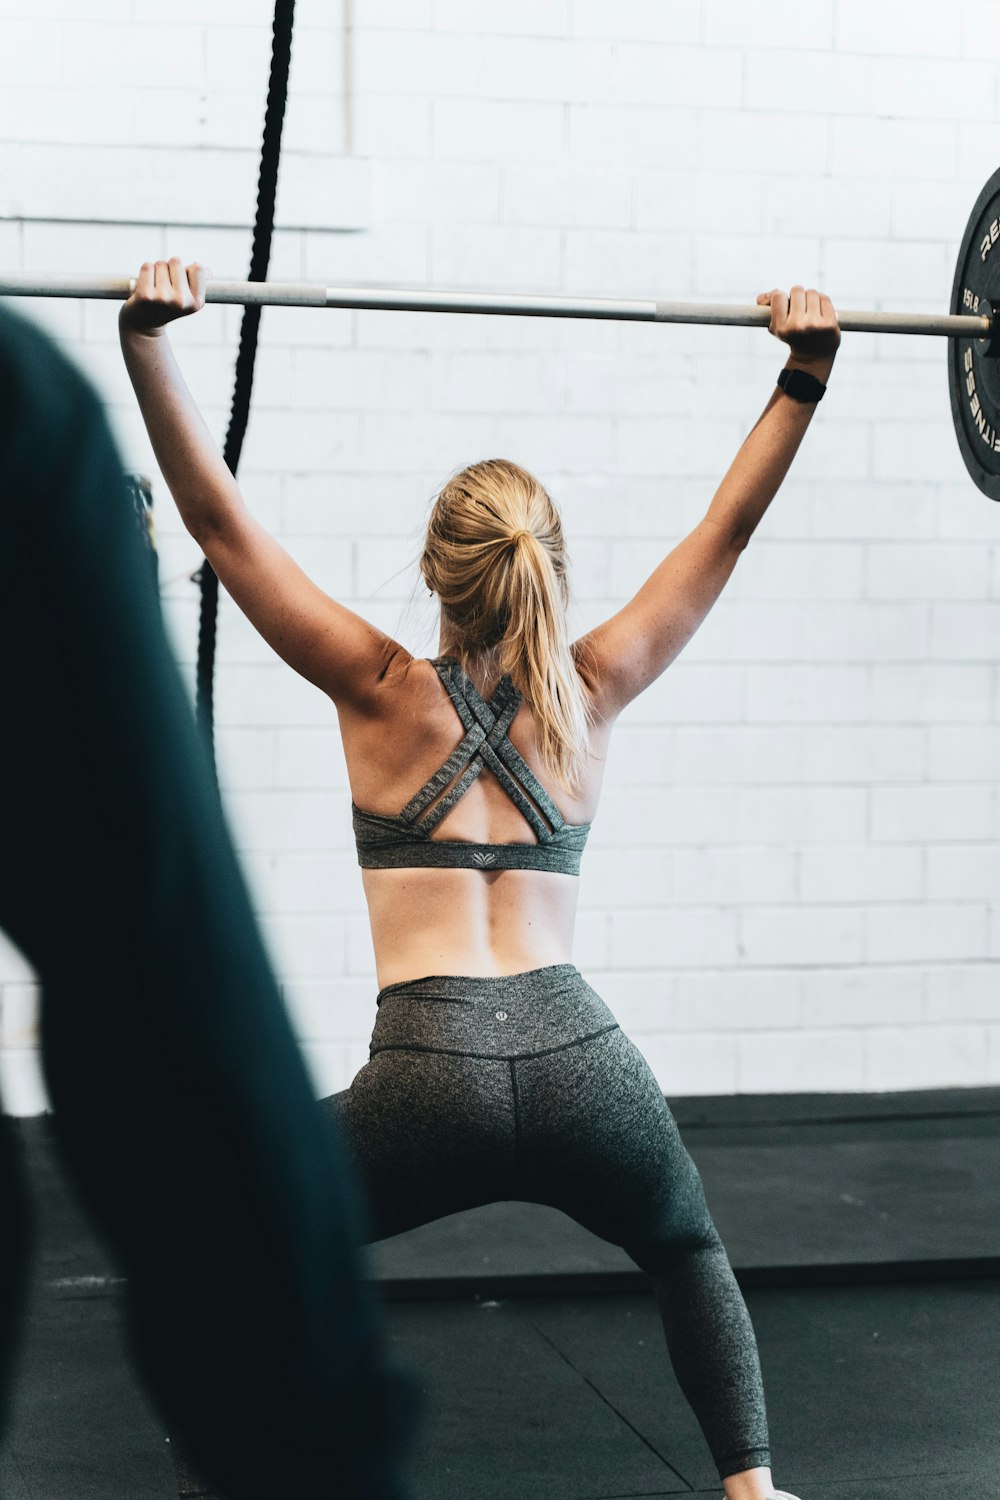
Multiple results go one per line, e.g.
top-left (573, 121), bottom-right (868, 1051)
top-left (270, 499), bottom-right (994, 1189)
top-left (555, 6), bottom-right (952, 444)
top-left (195, 0), bottom-right (297, 765)
top-left (175, 28), bottom-right (296, 1499)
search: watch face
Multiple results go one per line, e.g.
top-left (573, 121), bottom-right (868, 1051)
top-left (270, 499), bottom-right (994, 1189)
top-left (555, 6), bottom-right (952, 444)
top-left (781, 369), bottom-right (824, 401)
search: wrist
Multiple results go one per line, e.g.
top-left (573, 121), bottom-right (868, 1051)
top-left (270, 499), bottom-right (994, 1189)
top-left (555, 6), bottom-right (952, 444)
top-left (776, 366), bottom-right (828, 405)
top-left (118, 313), bottom-right (167, 341)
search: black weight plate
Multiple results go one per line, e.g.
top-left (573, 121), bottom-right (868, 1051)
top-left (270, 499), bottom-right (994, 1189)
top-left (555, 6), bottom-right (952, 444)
top-left (950, 167), bottom-right (1000, 500)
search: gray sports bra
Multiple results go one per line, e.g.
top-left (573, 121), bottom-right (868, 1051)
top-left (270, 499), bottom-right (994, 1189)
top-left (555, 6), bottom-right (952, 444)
top-left (351, 656), bottom-right (591, 876)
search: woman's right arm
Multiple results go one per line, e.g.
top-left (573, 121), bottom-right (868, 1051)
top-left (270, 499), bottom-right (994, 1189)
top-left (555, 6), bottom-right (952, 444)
top-left (120, 259), bottom-right (407, 708)
top-left (575, 285), bottom-right (841, 721)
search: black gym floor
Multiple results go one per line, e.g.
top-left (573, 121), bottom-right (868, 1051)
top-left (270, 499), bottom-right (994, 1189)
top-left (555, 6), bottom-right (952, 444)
top-left (2, 1089), bottom-right (997, 1499)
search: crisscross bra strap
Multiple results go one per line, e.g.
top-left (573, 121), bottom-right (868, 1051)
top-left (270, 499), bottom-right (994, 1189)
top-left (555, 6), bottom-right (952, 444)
top-left (351, 656), bottom-right (592, 874)
top-left (400, 658), bottom-right (568, 843)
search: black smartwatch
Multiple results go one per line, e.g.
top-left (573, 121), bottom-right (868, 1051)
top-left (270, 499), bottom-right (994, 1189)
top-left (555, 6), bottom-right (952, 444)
top-left (777, 366), bottom-right (827, 403)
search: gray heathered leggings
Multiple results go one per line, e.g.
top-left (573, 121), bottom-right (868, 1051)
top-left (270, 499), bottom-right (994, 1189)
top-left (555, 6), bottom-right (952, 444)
top-left (323, 963), bottom-right (770, 1480)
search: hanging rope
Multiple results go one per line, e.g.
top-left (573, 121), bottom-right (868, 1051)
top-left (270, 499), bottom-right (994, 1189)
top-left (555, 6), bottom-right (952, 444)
top-left (174, 12), bottom-right (298, 1500)
top-left (195, 0), bottom-right (297, 765)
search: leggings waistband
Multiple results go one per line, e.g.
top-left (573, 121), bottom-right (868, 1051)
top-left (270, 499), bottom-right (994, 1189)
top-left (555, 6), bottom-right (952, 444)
top-left (370, 964), bottom-right (617, 1060)
top-left (376, 963), bottom-right (580, 1006)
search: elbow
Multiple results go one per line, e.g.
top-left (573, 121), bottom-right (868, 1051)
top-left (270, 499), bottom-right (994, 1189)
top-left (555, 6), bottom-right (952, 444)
top-left (177, 496), bottom-right (224, 549)
top-left (180, 509), bottom-right (210, 549)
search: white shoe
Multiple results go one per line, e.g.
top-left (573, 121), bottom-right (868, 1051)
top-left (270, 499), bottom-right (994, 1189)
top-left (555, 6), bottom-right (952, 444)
top-left (767, 1492), bottom-right (803, 1500)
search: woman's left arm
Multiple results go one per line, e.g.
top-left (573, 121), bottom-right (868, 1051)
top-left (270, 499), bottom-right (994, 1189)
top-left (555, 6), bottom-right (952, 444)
top-left (120, 258), bottom-right (407, 710)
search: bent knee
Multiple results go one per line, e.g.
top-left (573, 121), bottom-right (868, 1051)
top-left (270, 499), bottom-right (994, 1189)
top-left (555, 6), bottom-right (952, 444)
top-left (627, 1223), bottom-right (727, 1280)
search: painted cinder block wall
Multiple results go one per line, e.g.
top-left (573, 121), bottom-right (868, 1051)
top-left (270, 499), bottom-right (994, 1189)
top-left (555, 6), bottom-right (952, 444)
top-left (1, 0), bottom-right (998, 1113)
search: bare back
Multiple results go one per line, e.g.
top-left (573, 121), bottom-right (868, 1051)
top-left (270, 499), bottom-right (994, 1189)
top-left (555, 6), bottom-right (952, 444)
top-left (338, 652), bottom-right (614, 989)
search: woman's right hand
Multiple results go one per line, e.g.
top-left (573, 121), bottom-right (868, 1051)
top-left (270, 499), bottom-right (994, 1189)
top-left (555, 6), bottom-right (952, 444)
top-left (119, 258), bottom-right (207, 337)
top-left (756, 285), bottom-right (840, 369)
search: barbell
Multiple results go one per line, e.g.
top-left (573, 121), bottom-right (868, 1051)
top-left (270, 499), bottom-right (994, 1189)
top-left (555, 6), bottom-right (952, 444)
top-left (2, 168), bottom-right (1000, 500)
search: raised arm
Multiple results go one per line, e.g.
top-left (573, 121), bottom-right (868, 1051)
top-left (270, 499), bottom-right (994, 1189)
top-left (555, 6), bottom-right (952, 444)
top-left (119, 259), bottom-right (405, 709)
top-left (576, 286), bottom-right (840, 721)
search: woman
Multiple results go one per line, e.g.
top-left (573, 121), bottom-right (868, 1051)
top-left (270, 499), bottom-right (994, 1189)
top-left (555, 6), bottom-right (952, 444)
top-left (120, 259), bottom-right (840, 1500)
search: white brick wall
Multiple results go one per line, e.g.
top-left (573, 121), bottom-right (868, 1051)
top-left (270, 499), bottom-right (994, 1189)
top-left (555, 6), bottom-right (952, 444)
top-left (1, 0), bottom-right (998, 1112)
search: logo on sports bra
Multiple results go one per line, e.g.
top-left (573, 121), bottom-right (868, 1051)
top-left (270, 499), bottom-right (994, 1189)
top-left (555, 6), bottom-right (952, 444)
top-left (471, 851), bottom-right (496, 866)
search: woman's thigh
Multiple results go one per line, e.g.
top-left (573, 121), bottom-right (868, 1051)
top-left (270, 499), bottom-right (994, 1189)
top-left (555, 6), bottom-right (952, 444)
top-left (322, 1048), bottom-right (517, 1242)
top-left (513, 1028), bottom-right (721, 1269)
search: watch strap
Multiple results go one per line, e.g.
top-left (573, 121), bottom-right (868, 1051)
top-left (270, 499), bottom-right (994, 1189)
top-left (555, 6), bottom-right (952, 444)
top-left (777, 366), bottom-right (827, 403)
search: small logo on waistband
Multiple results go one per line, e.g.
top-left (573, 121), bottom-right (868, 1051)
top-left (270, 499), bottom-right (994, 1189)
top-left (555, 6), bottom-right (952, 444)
top-left (471, 851), bottom-right (496, 866)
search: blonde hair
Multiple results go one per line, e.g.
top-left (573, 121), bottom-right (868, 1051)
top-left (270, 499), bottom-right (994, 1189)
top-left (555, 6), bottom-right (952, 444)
top-left (420, 459), bottom-right (592, 795)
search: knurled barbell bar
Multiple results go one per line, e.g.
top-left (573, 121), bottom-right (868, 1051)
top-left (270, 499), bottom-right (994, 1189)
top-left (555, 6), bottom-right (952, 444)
top-left (0, 275), bottom-right (987, 335)
top-left (3, 168), bottom-right (1000, 498)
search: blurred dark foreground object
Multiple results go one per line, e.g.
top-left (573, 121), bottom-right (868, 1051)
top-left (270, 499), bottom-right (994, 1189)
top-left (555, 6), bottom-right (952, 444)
top-left (0, 304), bottom-right (418, 1500)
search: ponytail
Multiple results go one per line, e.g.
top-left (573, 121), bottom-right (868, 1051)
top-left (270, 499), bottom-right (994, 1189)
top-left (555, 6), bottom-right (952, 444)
top-left (421, 460), bottom-right (592, 795)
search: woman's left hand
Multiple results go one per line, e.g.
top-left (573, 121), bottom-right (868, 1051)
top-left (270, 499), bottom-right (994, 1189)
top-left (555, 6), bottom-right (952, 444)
top-left (120, 258), bottom-right (208, 338)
